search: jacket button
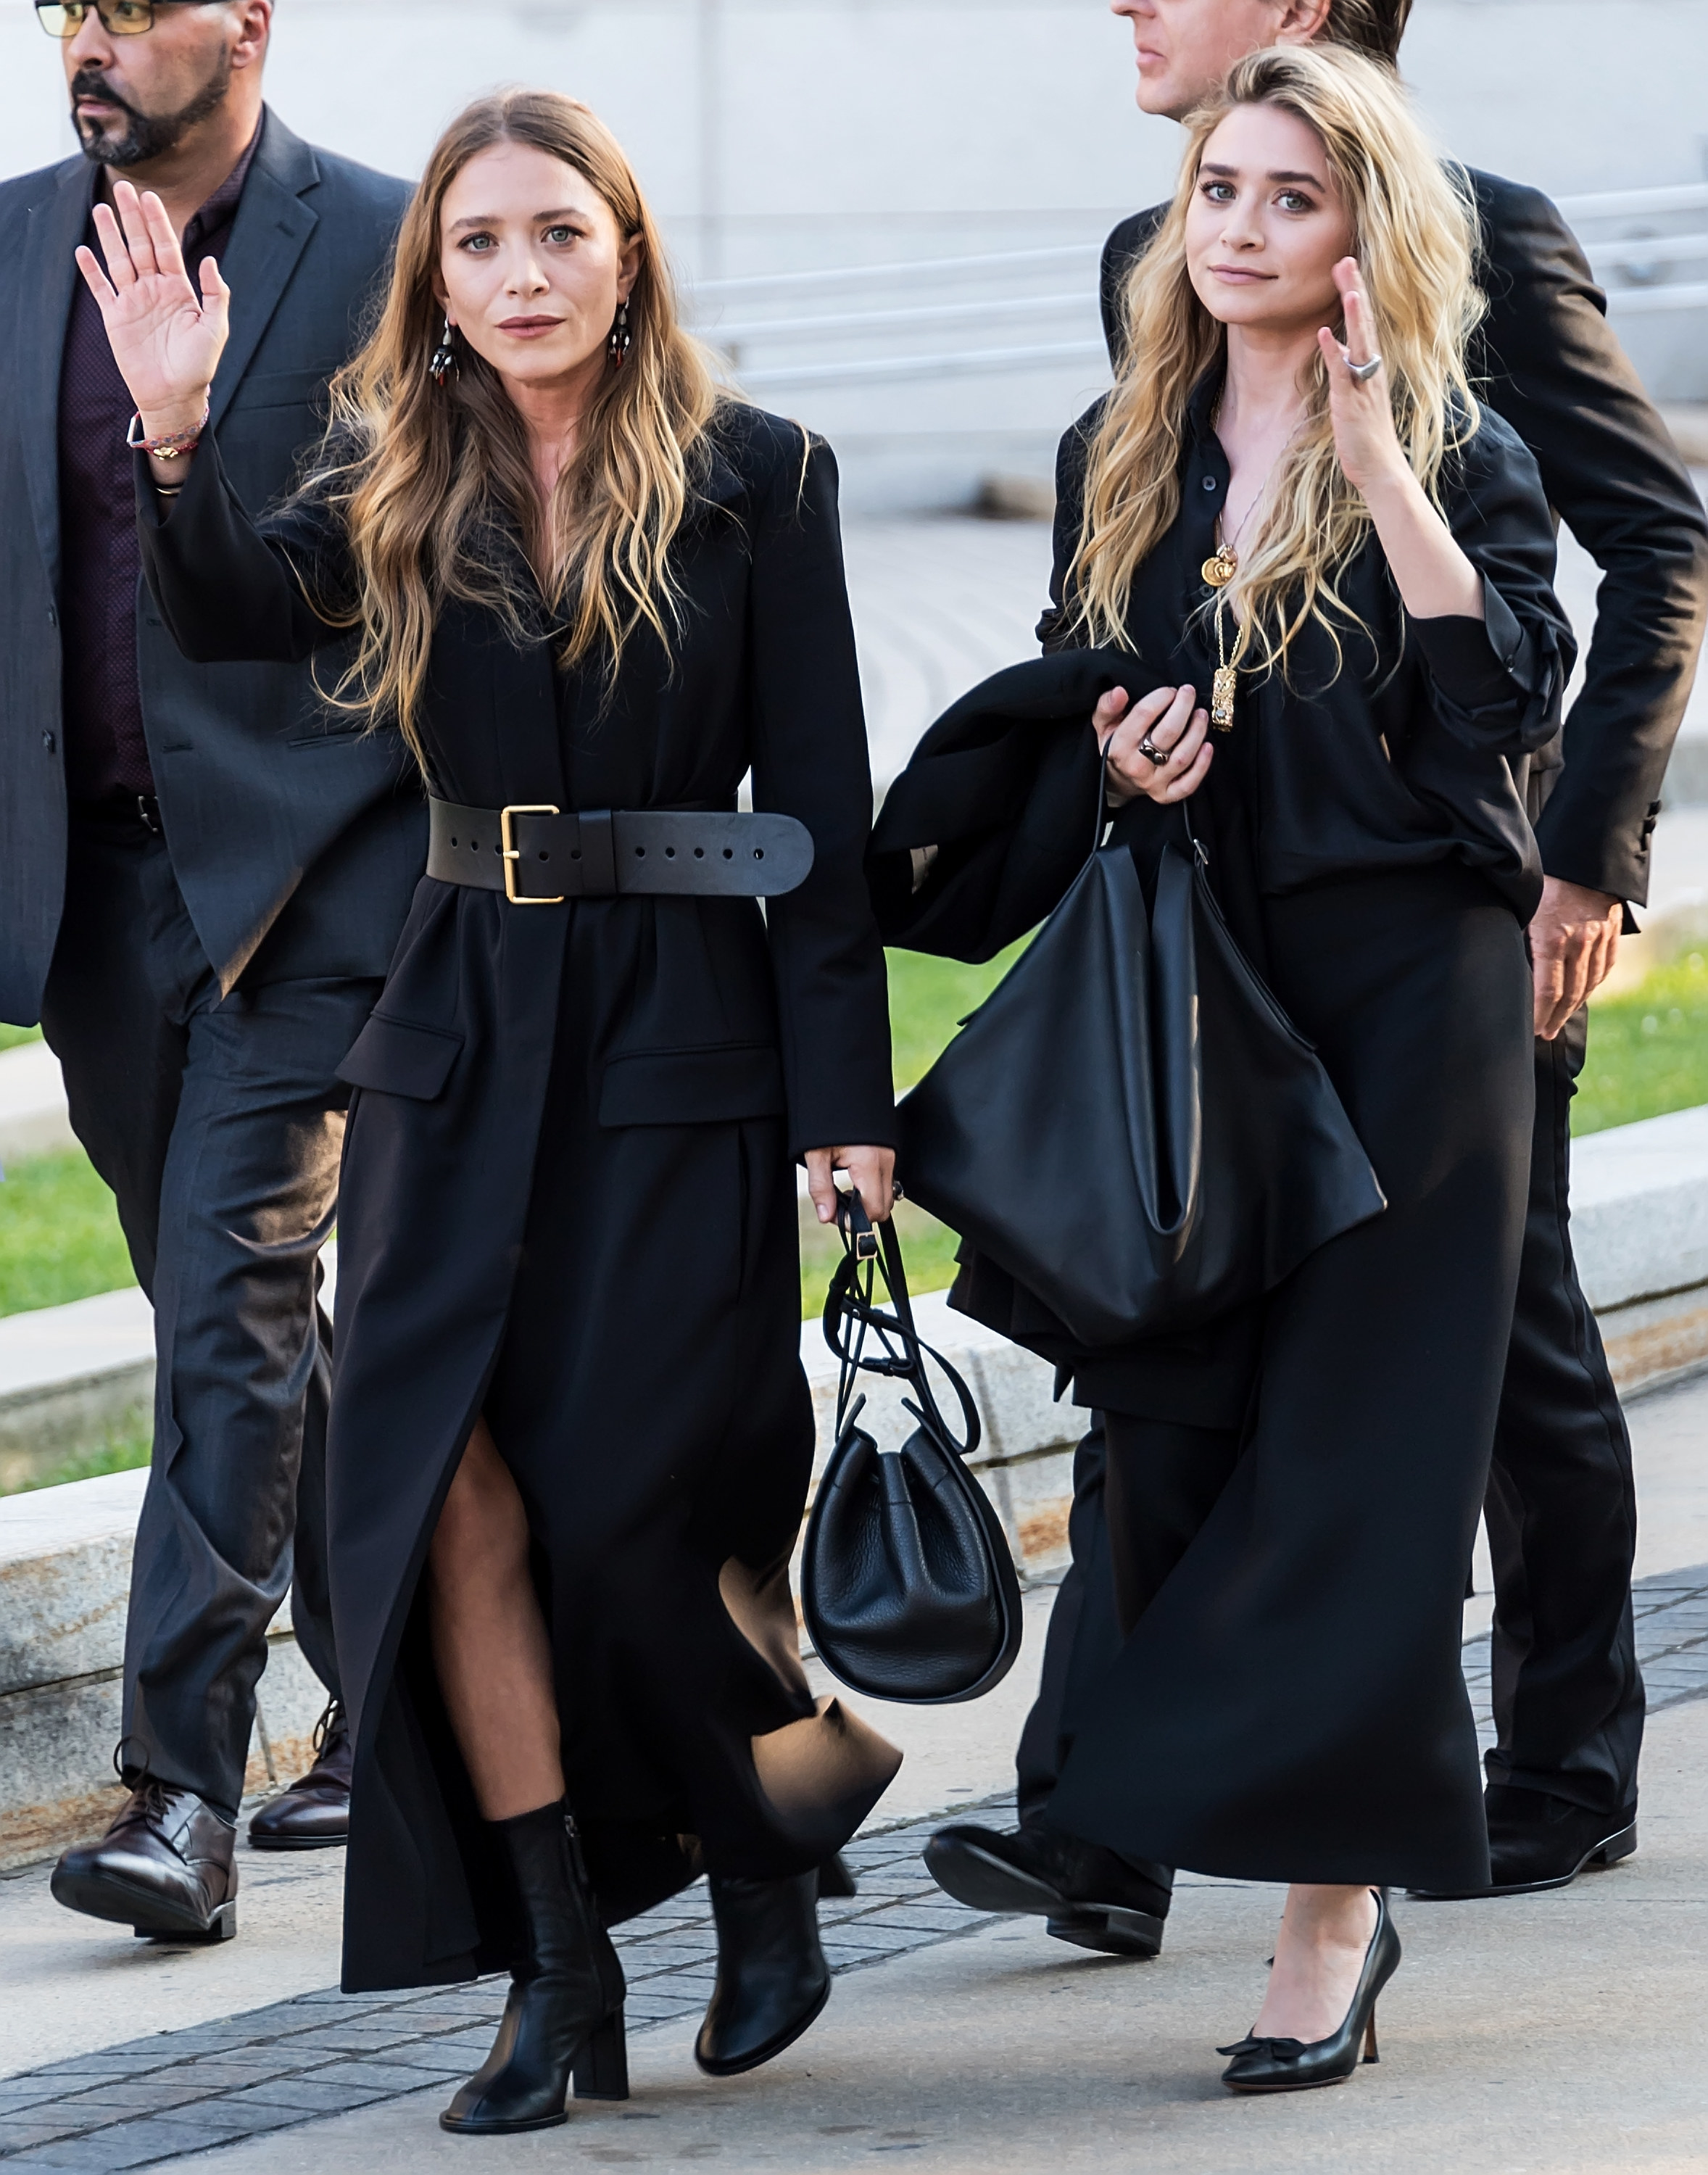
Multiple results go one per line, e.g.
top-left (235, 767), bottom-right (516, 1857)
top-left (1201, 476), bottom-right (1219, 491)
top-left (42, 732), bottom-right (55, 753)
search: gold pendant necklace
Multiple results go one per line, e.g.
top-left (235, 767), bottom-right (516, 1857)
top-left (1201, 542), bottom-right (1238, 588)
top-left (1210, 594), bottom-right (1238, 732)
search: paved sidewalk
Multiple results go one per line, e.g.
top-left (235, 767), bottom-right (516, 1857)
top-left (20, 1696), bottom-right (1708, 2175)
top-left (4, 1525), bottom-right (1707, 2170)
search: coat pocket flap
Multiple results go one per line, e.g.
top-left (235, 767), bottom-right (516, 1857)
top-left (600, 1043), bottom-right (785, 1127)
top-left (336, 1014), bottom-right (463, 1101)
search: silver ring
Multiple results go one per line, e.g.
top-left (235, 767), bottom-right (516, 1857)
top-left (1138, 736), bottom-right (1169, 767)
top-left (1346, 354), bottom-right (1383, 383)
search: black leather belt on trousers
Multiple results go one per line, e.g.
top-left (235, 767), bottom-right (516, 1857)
top-left (427, 798), bottom-right (816, 904)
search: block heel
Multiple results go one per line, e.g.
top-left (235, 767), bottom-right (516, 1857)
top-left (572, 2010), bottom-right (629, 2101)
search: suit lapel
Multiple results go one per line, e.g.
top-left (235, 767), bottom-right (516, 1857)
top-left (20, 159), bottom-right (96, 593)
top-left (207, 107), bottom-right (319, 431)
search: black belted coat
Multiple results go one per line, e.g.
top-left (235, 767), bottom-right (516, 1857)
top-left (138, 402), bottom-right (901, 1992)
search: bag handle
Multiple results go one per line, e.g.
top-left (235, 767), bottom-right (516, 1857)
top-left (823, 1189), bottom-right (982, 1459)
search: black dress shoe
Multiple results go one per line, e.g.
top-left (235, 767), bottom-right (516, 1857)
top-left (695, 1871), bottom-right (831, 2077)
top-left (249, 1699), bottom-right (352, 1850)
top-left (923, 1821), bottom-right (1169, 1958)
top-left (1408, 1786), bottom-right (1638, 1900)
top-left (51, 1780), bottom-right (238, 1942)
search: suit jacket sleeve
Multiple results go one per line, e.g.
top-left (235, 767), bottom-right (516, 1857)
top-left (745, 428), bottom-right (897, 1156)
top-left (1472, 170), bottom-right (1708, 903)
top-left (136, 431), bottom-right (354, 666)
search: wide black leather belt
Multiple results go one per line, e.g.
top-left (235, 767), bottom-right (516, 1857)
top-left (427, 798), bottom-right (815, 904)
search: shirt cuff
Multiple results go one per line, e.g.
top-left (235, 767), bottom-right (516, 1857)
top-left (1409, 583), bottom-right (1529, 710)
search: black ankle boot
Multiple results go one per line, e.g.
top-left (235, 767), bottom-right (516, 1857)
top-left (695, 1870), bottom-right (831, 2078)
top-left (441, 1802), bottom-right (627, 2135)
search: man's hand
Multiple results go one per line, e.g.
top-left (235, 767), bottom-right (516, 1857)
top-left (805, 1145), bottom-right (896, 1225)
top-left (1530, 876), bottom-right (1623, 1040)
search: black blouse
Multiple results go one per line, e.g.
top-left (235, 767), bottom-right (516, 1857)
top-left (1044, 372), bottom-right (1575, 924)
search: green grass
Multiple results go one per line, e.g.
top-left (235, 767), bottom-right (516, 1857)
top-left (0, 1148), bottom-right (136, 1318)
top-left (885, 942), bottom-right (1028, 1091)
top-left (6, 934), bottom-right (1696, 1333)
top-left (0, 1024), bottom-right (43, 1053)
top-left (809, 943), bottom-right (1034, 1314)
top-left (1577, 950), bottom-right (1708, 1135)
top-left (1, 1428), bottom-right (151, 1499)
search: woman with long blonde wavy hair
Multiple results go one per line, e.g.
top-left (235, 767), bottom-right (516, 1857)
top-left (78, 88), bottom-right (902, 2134)
top-left (883, 44), bottom-right (1572, 2089)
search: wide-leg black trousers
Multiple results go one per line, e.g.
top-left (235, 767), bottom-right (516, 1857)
top-left (1484, 1003), bottom-right (1644, 1815)
top-left (39, 810), bottom-right (378, 1817)
top-left (1046, 867), bottom-right (1534, 1892)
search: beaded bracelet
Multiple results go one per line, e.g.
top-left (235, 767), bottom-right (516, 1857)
top-left (126, 404), bottom-right (210, 460)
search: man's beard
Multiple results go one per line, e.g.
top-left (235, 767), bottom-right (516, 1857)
top-left (70, 57), bottom-right (233, 167)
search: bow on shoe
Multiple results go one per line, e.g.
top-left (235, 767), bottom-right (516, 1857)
top-left (1216, 2035), bottom-right (1308, 2062)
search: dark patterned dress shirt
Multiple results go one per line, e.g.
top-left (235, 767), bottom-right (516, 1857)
top-left (57, 132), bottom-right (258, 806)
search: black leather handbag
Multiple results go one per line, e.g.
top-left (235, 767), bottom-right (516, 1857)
top-left (895, 771), bottom-right (1388, 1348)
top-left (800, 1195), bottom-right (1023, 1705)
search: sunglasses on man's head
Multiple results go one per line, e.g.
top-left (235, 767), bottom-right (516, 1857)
top-left (36, 0), bottom-right (196, 35)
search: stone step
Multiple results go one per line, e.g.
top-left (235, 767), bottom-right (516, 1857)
top-left (8, 1082), bottom-right (1708, 1870)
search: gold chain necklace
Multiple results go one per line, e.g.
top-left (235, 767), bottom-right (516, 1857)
top-left (1202, 502), bottom-right (1253, 732)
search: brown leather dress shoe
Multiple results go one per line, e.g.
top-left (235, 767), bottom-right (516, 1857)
top-left (248, 1699), bottom-right (352, 1850)
top-left (51, 1780), bottom-right (238, 1941)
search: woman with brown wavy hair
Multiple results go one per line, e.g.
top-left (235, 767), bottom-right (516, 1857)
top-left (77, 88), bottom-right (900, 2134)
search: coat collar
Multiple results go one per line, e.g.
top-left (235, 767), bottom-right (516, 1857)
top-left (207, 105), bottom-right (320, 431)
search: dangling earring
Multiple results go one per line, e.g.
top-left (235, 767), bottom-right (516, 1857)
top-left (608, 300), bottom-right (631, 368)
top-left (429, 312), bottom-right (457, 388)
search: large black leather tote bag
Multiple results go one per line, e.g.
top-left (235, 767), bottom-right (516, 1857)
top-left (801, 1194), bottom-right (1023, 1705)
top-left (896, 779), bottom-right (1387, 1348)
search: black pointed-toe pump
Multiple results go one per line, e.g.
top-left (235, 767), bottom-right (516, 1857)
top-left (695, 1869), bottom-right (832, 2078)
top-left (440, 1801), bottom-right (627, 2135)
top-left (1218, 1889), bottom-right (1400, 2095)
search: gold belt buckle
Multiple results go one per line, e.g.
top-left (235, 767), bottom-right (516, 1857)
top-left (499, 803), bottom-right (565, 905)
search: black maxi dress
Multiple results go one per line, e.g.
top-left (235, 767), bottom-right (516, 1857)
top-left (871, 376), bottom-right (1573, 1894)
top-left (137, 403), bottom-right (903, 1991)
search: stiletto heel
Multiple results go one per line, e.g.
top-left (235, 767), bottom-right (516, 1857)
top-left (571, 2010), bottom-right (629, 2101)
top-left (1218, 1889), bottom-right (1400, 2094)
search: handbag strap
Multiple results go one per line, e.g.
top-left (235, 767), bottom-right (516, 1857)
top-left (1095, 731), bottom-right (1211, 871)
top-left (823, 1190), bottom-right (982, 1458)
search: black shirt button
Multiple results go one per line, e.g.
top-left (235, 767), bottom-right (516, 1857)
top-left (1202, 476), bottom-right (1219, 491)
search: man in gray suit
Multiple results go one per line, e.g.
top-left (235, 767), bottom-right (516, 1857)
top-left (0, 0), bottom-right (422, 1941)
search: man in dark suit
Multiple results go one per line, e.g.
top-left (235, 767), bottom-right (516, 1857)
top-left (928, 0), bottom-right (1708, 1944)
top-left (0, 0), bottom-right (422, 1940)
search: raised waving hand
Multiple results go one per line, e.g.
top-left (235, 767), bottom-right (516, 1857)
top-left (75, 178), bottom-right (230, 445)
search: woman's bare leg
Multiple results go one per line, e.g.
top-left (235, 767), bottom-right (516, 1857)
top-left (426, 1417), bottom-right (564, 1820)
top-left (1249, 1884), bottom-right (1380, 2043)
